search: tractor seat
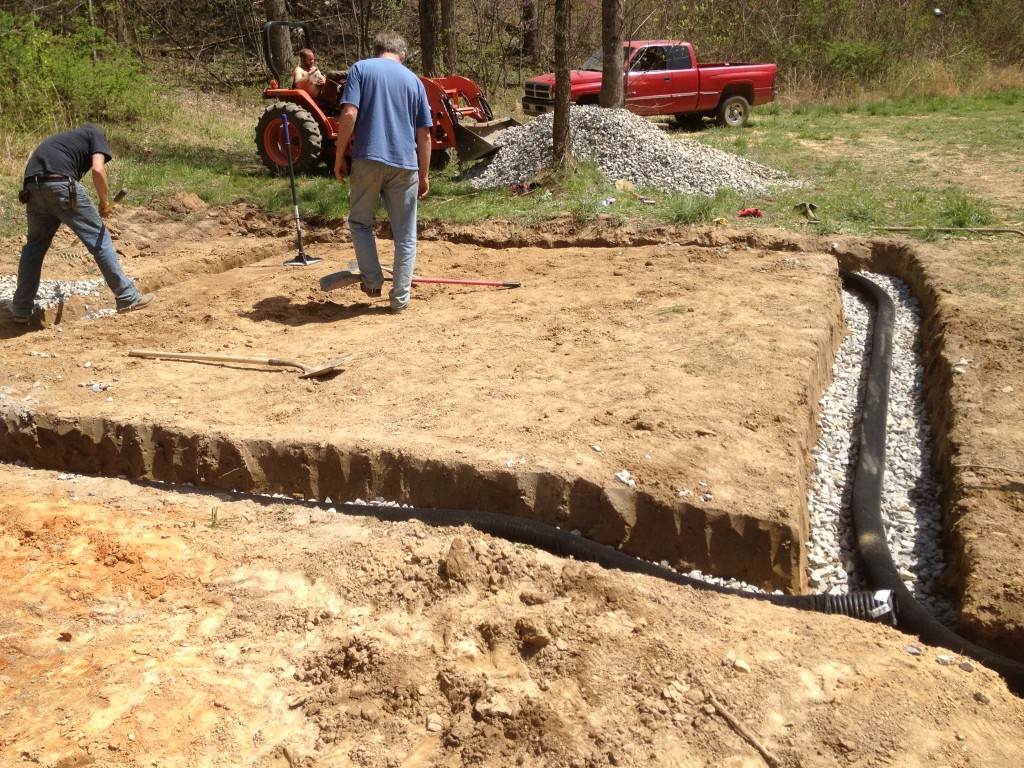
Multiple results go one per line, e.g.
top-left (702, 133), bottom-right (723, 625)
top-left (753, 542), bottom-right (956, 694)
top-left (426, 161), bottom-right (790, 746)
top-left (315, 70), bottom-right (347, 116)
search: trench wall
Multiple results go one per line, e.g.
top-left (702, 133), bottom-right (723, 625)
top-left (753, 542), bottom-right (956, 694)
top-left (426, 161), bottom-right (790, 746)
top-left (0, 407), bottom-right (807, 592)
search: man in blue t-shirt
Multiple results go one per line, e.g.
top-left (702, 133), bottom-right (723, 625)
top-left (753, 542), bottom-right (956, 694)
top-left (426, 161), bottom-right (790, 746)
top-left (10, 124), bottom-right (154, 325)
top-left (333, 31), bottom-right (432, 314)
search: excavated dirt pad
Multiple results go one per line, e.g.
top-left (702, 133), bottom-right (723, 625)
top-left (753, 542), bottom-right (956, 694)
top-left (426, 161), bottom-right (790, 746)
top-left (1, 202), bottom-right (843, 592)
top-left (2, 201), bottom-right (1024, 766)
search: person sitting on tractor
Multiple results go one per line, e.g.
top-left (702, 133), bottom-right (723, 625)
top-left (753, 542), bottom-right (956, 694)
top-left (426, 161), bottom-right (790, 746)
top-left (292, 48), bottom-right (327, 98)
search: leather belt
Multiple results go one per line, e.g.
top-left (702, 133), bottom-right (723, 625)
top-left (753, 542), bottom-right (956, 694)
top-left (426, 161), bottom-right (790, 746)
top-left (24, 173), bottom-right (73, 186)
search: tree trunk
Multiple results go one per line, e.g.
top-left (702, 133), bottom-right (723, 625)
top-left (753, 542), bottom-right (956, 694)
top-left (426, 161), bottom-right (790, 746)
top-left (419, 0), bottom-right (438, 76)
top-left (263, 0), bottom-right (291, 81)
top-left (521, 0), bottom-right (537, 68)
top-left (441, 0), bottom-right (457, 74)
top-left (599, 0), bottom-right (623, 108)
top-left (552, 0), bottom-right (571, 163)
top-left (350, 0), bottom-right (371, 59)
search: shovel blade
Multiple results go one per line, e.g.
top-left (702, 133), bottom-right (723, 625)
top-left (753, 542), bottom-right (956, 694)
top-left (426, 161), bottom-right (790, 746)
top-left (320, 270), bottom-right (362, 291)
top-left (298, 353), bottom-right (355, 379)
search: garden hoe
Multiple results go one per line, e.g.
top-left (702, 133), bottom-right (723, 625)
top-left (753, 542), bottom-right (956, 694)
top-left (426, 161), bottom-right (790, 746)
top-left (128, 349), bottom-right (354, 379)
top-left (320, 261), bottom-right (521, 292)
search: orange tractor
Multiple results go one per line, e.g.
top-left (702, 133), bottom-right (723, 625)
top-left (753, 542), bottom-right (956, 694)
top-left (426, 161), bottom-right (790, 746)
top-left (256, 21), bottom-right (518, 174)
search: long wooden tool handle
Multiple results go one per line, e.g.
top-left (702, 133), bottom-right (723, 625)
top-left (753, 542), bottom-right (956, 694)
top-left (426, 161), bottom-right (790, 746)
top-left (129, 349), bottom-right (303, 371)
top-left (380, 264), bottom-right (520, 288)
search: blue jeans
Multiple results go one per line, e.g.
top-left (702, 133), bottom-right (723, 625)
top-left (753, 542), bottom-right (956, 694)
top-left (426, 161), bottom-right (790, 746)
top-left (14, 179), bottom-right (141, 316)
top-left (348, 159), bottom-right (419, 311)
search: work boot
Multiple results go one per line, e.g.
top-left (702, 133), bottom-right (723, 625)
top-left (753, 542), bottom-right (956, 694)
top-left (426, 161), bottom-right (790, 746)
top-left (117, 293), bottom-right (156, 314)
top-left (359, 282), bottom-right (382, 298)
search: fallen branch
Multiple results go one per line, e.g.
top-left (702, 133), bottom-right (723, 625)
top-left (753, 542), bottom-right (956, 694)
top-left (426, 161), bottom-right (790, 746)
top-left (707, 691), bottom-right (782, 768)
top-left (871, 226), bottom-right (1024, 238)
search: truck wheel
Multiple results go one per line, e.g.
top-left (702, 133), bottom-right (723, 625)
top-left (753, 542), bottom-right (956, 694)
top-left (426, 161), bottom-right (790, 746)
top-left (674, 113), bottom-right (706, 131)
top-left (716, 95), bottom-right (750, 128)
top-left (256, 102), bottom-right (323, 174)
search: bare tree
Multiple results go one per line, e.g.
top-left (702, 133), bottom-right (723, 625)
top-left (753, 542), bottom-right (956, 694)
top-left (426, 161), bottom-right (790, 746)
top-left (441, 0), bottom-right (457, 74)
top-left (419, 0), bottom-right (439, 75)
top-left (599, 0), bottom-right (623, 107)
top-left (521, 0), bottom-right (537, 67)
top-left (263, 0), bottom-right (291, 79)
top-left (552, 0), bottom-right (571, 162)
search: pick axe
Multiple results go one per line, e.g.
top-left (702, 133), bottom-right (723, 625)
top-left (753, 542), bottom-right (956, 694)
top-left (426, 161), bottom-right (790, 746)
top-left (795, 201), bottom-right (820, 223)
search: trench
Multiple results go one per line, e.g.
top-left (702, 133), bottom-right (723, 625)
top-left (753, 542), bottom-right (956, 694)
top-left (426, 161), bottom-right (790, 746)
top-left (1, 227), bottom-right (1019, 676)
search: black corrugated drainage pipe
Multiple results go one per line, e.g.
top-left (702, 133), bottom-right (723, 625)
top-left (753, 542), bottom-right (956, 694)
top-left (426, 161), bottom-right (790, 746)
top-left (337, 270), bottom-right (1024, 695)
top-left (337, 500), bottom-right (895, 620)
top-left (841, 270), bottom-right (1024, 695)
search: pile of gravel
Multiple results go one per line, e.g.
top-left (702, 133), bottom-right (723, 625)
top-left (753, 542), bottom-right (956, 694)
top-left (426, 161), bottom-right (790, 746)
top-left (470, 106), bottom-right (797, 195)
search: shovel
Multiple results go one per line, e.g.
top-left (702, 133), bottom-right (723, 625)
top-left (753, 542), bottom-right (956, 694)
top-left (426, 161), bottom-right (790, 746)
top-left (321, 261), bottom-right (521, 292)
top-left (129, 349), bottom-right (354, 379)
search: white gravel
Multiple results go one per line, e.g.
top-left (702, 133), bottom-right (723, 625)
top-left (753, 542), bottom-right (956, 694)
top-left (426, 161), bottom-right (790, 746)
top-left (1, 274), bottom-right (119, 320)
top-left (1, 274), bottom-right (106, 312)
top-left (805, 273), bottom-right (954, 624)
top-left (471, 106), bottom-right (798, 195)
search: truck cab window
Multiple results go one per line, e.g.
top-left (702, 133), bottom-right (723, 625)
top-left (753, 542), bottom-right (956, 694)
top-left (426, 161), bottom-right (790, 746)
top-left (631, 47), bottom-right (667, 72)
top-left (666, 46), bottom-right (692, 71)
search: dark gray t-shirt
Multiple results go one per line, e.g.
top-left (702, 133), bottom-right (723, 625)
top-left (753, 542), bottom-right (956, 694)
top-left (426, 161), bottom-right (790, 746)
top-left (24, 123), bottom-right (112, 181)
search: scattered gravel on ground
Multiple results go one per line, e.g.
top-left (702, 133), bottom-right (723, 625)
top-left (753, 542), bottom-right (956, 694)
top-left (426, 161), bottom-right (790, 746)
top-left (0, 274), bottom-right (106, 313)
top-left (470, 106), bottom-right (798, 195)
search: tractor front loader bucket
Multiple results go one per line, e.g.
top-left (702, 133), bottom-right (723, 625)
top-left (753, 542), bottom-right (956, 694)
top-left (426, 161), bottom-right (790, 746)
top-left (454, 117), bottom-right (522, 164)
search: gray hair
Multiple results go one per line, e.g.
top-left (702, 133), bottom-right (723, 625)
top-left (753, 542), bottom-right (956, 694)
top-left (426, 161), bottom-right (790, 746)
top-left (373, 31), bottom-right (407, 60)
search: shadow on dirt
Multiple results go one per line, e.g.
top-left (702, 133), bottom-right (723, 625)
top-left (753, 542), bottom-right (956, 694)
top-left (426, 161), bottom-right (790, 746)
top-left (241, 295), bottom-right (393, 326)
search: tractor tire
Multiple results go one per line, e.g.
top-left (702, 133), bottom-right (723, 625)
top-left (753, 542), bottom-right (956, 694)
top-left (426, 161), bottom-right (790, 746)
top-left (715, 95), bottom-right (750, 128)
top-left (256, 102), bottom-right (323, 174)
top-left (429, 148), bottom-right (451, 171)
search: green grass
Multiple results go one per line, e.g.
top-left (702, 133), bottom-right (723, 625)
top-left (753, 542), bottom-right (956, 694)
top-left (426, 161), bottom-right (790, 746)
top-left (689, 90), bottom-right (1023, 235)
top-left (3, 84), bottom-right (1022, 240)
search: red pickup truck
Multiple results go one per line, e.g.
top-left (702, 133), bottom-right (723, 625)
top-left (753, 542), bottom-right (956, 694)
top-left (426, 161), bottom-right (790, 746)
top-left (522, 41), bottom-right (776, 127)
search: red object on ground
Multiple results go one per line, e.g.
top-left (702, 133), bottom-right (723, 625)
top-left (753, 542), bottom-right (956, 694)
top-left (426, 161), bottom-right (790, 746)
top-left (738, 207), bottom-right (763, 217)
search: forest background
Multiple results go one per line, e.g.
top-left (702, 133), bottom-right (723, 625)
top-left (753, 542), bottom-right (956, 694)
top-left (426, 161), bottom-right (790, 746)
top-left (2, 0), bottom-right (1023, 134)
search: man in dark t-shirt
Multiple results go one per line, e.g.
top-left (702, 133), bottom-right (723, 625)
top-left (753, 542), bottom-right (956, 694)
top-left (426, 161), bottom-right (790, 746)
top-left (9, 123), bottom-right (154, 324)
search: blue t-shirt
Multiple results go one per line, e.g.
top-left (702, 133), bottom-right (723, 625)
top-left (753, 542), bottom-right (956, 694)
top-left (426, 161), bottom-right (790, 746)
top-left (341, 57), bottom-right (432, 171)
